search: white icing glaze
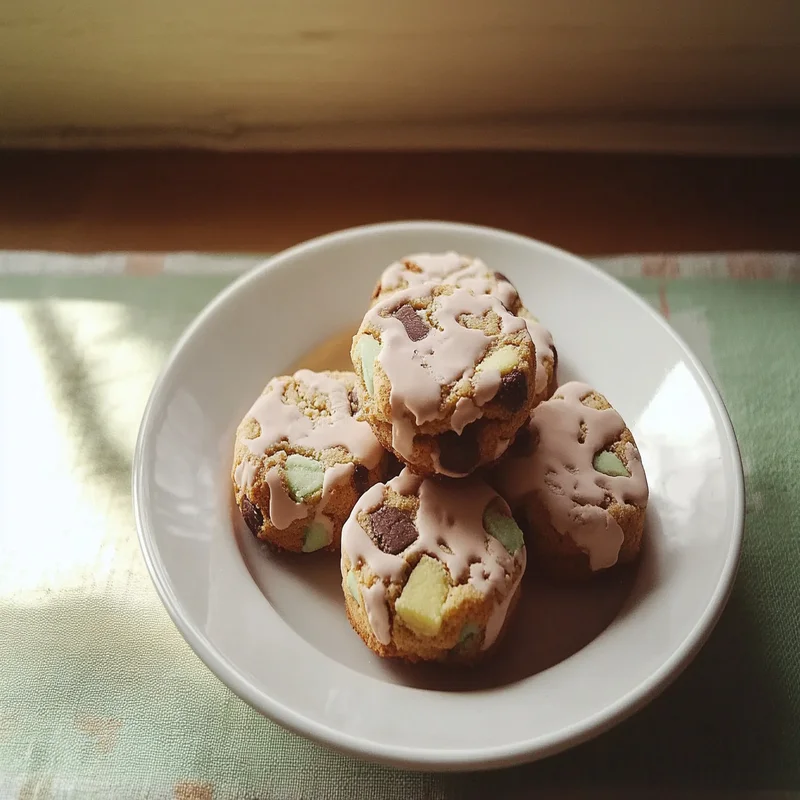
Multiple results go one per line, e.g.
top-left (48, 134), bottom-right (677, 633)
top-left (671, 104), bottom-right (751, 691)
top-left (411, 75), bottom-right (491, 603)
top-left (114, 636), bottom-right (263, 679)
top-left (265, 468), bottom-right (309, 530)
top-left (522, 313), bottom-right (556, 399)
top-left (244, 370), bottom-right (383, 469)
top-left (378, 252), bottom-right (520, 312)
top-left (238, 370), bottom-right (384, 527)
top-left (473, 363), bottom-right (504, 407)
top-left (258, 460), bottom-right (356, 536)
top-left (389, 467), bottom-right (423, 496)
top-left (314, 461), bottom-right (355, 539)
top-left (362, 581), bottom-right (392, 645)
top-left (483, 570), bottom-right (521, 650)
top-left (343, 483), bottom-right (407, 583)
top-left (234, 459), bottom-right (259, 490)
top-left (378, 252), bottom-right (556, 404)
top-left (341, 469), bottom-right (526, 649)
top-left (451, 397), bottom-right (482, 435)
top-left (367, 284), bottom-right (527, 462)
top-left (494, 381), bottom-right (649, 571)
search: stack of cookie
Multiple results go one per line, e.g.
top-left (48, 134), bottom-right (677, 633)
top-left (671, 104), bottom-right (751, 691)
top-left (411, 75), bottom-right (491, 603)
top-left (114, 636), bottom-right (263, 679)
top-left (232, 252), bottom-right (649, 665)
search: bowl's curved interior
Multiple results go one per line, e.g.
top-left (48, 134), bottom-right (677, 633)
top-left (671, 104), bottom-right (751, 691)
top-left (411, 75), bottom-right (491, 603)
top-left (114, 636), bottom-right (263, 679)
top-left (134, 222), bottom-right (743, 770)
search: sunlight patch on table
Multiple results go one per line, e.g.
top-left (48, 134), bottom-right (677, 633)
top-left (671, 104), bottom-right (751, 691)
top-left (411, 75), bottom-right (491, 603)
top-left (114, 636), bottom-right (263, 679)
top-left (0, 302), bottom-right (163, 602)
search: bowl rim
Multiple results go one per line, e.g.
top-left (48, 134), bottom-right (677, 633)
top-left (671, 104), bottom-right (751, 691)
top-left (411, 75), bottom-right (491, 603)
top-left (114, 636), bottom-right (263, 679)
top-left (132, 220), bottom-right (745, 770)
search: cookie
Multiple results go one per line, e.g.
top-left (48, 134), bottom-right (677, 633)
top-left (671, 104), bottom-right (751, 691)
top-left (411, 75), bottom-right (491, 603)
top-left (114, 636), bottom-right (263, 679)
top-left (232, 370), bottom-right (387, 552)
top-left (341, 468), bottom-right (526, 663)
top-left (352, 282), bottom-right (537, 477)
top-left (520, 309), bottom-right (558, 406)
top-left (371, 252), bottom-right (522, 314)
top-left (372, 252), bottom-right (557, 407)
top-left (491, 381), bottom-right (649, 580)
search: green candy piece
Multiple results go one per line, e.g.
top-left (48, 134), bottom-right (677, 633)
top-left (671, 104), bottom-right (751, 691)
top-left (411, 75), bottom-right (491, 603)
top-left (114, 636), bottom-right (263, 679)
top-left (593, 450), bottom-right (630, 477)
top-left (302, 521), bottom-right (331, 553)
top-left (346, 569), bottom-right (361, 603)
top-left (483, 504), bottom-right (524, 555)
top-left (284, 454), bottom-right (325, 501)
top-left (357, 335), bottom-right (382, 396)
top-left (458, 621), bottom-right (480, 646)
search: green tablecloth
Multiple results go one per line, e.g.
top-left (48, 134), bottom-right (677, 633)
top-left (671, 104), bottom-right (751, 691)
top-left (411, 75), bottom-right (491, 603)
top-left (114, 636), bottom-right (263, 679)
top-left (0, 252), bottom-right (798, 799)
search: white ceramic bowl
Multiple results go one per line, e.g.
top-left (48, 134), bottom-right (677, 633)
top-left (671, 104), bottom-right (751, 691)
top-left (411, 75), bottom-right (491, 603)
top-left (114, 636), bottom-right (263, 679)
top-left (133, 221), bottom-right (744, 771)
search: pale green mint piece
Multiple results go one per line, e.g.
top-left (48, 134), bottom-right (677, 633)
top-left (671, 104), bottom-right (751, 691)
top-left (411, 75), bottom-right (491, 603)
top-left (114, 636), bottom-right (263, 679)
top-left (284, 454), bottom-right (325, 502)
top-left (593, 450), bottom-right (630, 477)
top-left (482, 505), bottom-right (524, 555)
top-left (346, 569), bottom-right (361, 602)
top-left (357, 335), bottom-right (382, 396)
top-left (301, 521), bottom-right (331, 553)
top-left (458, 621), bottom-right (480, 644)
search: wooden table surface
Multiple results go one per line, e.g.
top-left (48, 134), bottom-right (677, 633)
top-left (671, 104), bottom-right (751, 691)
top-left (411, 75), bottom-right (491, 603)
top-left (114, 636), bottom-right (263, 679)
top-left (1, 150), bottom-right (798, 255)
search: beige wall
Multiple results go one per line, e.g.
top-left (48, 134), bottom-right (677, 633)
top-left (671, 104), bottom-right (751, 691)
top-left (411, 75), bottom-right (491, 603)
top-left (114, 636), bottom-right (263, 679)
top-left (1, 0), bottom-right (799, 152)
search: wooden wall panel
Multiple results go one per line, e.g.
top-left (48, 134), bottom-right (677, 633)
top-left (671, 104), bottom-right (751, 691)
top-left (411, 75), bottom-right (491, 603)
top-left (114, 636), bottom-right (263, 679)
top-left (1, 1), bottom-right (798, 152)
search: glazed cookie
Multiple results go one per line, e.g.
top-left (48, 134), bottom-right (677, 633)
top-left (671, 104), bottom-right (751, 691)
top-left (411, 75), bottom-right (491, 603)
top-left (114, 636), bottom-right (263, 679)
top-left (351, 282), bottom-right (536, 477)
top-left (341, 468), bottom-right (526, 663)
top-left (372, 252), bottom-right (557, 408)
top-left (232, 370), bottom-right (387, 553)
top-left (371, 252), bottom-right (522, 314)
top-left (491, 382), bottom-right (649, 580)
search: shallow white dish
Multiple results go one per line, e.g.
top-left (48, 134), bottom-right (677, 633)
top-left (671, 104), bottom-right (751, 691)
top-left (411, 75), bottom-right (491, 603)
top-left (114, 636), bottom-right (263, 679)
top-left (133, 221), bottom-right (744, 771)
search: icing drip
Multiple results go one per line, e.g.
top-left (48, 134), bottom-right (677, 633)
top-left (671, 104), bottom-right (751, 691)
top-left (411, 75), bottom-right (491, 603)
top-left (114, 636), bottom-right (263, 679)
top-left (341, 470), bottom-right (526, 649)
top-left (233, 459), bottom-right (258, 490)
top-left (495, 381), bottom-right (649, 570)
top-left (483, 571), bottom-right (521, 650)
top-left (265, 468), bottom-right (309, 530)
top-left (313, 461), bottom-right (355, 538)
top-left (389, 467), bottom-right (424, 496)
top-left (239, 370), bottom-right (380, 531)
top-left (451, 397), bottom-right (482, 435)
top-left (522, 314), bottom-right (556, 398)
top-left (473, 366), bottom-right (503, 407)
top-left (378, 252), bottom-right (520, 312)
top-left (367, 285), bottom-right (527, 461)
top-left (243, 370), bottom-right (384, 468)
top-left (362, 582), bottom-right (392, 645)
top-left (263, 460), bottom-right (356, 534)
top-left (342, 483), bottom-right (408, 583)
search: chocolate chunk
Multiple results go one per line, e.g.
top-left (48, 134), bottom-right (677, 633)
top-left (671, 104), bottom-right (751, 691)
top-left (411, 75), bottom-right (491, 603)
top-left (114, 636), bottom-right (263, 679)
top-left (438, 427), bottom-right (480, 475)
top-left (348, 388), bottom-right (360, 415)
top-left (353, 464), bottom-right (370, 495)
top-left (368, 506), bottom-right (419, 554)
top-left (494, 369), bottom-right (527, 412)
top-left (241, 496), bottom-right (263, 535)
top-left (494, 271), bottom-right (511, 284)
top-left (393, 304), bottom-right (429, 342)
